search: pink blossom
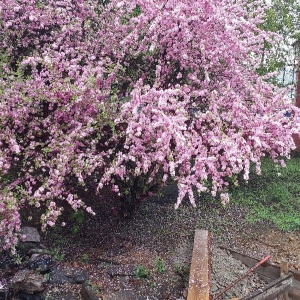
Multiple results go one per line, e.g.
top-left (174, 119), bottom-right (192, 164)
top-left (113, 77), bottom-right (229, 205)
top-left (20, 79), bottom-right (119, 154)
top-left (0, 0), bottom-right (299, 251)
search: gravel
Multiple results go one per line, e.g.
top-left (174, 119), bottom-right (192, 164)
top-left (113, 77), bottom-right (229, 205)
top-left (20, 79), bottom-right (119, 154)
top-left (211, 246), bottom-right (266, 299)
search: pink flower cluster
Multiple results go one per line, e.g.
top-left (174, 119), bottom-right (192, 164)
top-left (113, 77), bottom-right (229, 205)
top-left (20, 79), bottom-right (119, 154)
top-left (0, 0), bottom-right (299, 250)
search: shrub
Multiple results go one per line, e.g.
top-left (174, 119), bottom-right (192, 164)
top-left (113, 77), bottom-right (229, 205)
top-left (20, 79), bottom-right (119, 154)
top-left (0, 0), bottom-right (299, 251)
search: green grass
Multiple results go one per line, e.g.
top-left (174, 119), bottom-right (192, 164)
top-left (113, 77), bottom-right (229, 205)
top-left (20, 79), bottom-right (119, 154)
top-left (51, 247), bottom-right (65, 262)
top-left (134, 265), bottom-right (150, 279)
top-left (154, 257), bottom-right (166, 274)
top-left (229, 156), bottom-right (300, 231)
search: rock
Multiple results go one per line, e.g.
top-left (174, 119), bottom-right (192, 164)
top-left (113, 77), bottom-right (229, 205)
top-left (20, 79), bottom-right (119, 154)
top-left (9, 269), bottom-right (44, 294)
top-left (49, 266), bottom-right (89, 284)
top-left (28, 254), bottom-right (54, 272)
top-left (19, 291), bottom-right (43, 300)
top-left (80, 283), bottom-right (99, 300)
top-left (74, 275), bottom-right (87, 284)
top-left (22, 227), bottom-right (40, 244)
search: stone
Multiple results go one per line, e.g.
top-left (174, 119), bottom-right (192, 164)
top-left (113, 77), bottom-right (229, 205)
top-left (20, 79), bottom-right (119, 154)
top-left (19, 291), bottom-right (43, 300)
top-left (49, 266), bottom-right (89, 284)
top-left (22, 227), bottom-right (40, 244)
top-left (28, 254), bottom-right (54, 272)
top-left (9, 269), bottom-right (44, 294)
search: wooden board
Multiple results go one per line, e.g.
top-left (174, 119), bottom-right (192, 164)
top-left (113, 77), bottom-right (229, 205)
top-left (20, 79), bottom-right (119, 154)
top-left (241, 274), bottom-right (293, 300)
top-left (222, 246), bottom-right (300, 299)
top-left (187, 229), bottom-right (211, 300)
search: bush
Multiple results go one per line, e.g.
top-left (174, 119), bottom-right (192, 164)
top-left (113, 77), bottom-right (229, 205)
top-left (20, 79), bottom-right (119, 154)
top-left (0, 0), bottom-right (299, 251)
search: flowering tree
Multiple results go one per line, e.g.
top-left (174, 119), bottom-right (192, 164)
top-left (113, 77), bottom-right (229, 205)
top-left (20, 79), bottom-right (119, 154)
top-left (1, 0), bottom-right (299, 251)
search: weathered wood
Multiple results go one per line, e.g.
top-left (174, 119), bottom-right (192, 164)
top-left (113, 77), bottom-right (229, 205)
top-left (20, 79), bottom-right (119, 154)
top-left (241, 274), bottom-right (293, 300)
top-left (289, 286), bottom-right (300, 300)
top-left (281, 260), bottom-right (290, 300)
top-left (290, 271), bottom-right (300, 300)
top-left (222, 246), bottom-right (300, 299)
top-left (187, 229), bottom-right (211, 300)
top-left (280, 260), bottom-right (289, 276)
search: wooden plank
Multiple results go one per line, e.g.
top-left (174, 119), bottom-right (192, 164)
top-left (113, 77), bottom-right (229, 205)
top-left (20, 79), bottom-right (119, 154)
top-left (290, 271), bottom-right (300, 300)
top-left (222, 247), bottom-right (300, 299)
top-left (293, 270), bottom-right (300, 283)
top-left (289, 286), bottom-right (300, 300)
top-left (187, 229), bottom-right (211, 300)
top-left (222, 247), bottom-right (300, 283)
top-left (241, 274), bottom-right (293, 300)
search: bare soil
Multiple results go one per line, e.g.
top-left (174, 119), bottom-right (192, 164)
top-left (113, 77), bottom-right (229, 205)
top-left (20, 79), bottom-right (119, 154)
top-left (40, 184), bottom-right (300, 299)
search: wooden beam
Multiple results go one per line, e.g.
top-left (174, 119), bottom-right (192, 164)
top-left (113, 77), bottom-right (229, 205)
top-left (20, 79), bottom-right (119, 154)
top-left (241, 274), bottom-right (293, 300)
top-left (222, 246), bottom-right (300, 299)
top-left (187, 229), bottom-right (211, 300)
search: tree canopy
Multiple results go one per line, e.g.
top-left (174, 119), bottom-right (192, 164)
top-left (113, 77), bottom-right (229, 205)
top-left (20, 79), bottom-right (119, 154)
top-left (257, 0), bottom-right (300, 84)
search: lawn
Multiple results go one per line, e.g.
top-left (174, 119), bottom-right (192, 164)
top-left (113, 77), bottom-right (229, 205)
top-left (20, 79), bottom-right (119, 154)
top-left (229, 153), bottom-right (300, 231)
